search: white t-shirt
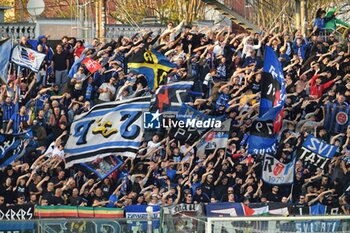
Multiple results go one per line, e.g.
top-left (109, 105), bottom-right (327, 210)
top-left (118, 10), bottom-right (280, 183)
top-left (45, 142), bottom-right (65, 159)
top-left (98, 83), bottom-right (116, 102)
top-left (180, 145), bottom-right (193, 157)
top-left (73, 73), bottom-right (86, 90)
top-left (213, 44), bottom-right (223, 56)
top-left (147, 141), bottom-right (161, 153)
top-left (203, 74), bottom-right (213, 86)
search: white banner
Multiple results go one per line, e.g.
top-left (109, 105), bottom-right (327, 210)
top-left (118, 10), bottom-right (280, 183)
top-left (11, 45), bottom-right (46, 72)
top-left (262, 154), bottom-right (295, 184)
top-left (65, 96), bottom-right (151, 168)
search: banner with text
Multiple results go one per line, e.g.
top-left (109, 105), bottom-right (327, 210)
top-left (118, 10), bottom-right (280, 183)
top-left (299, 135), bottom-right (337, 170)
top-left (163, 204), bottom-right (204, 233)
top-left (124, 205), bottom-right (160, 232)
top-left (262, 154), bottom-right (295, 185)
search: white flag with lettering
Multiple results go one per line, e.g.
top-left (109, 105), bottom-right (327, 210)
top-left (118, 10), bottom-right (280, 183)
top-left (262, 154), bottom-right (295, 185)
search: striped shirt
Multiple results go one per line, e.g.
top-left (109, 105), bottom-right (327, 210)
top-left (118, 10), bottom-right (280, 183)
top-left (1, 103), bottom-right (16, 122)
top-left (10, 113), bottom-right (29, 133)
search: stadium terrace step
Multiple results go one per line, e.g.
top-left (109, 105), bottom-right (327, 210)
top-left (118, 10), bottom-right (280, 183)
top-left (201, 0), bottom-right (260, 32)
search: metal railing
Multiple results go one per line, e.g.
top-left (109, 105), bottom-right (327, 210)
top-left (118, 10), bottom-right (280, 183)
top-left (319, 28), bottom-right (344, 43)
top-left (206, 215), bottom-right (350, 233)
top-left (0, 23), bottom-right (36, 40)
top-left (105, 24), bottom-right (166, 39)
top-left (0, 218), bottom-right (157, 233)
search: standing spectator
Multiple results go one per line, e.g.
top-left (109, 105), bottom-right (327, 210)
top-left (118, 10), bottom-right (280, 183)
top-left (52, 44), bottom-right (69, 88)
top-left (6, 106), bottom-right (31, 134)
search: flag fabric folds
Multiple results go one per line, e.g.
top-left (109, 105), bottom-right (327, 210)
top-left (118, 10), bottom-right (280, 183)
top-left (68, 55), bottom-right (86, 78)
top-left (0, 130), bottom-right (33, 168)
top-left (80, 155), bottom-right (123, 180)
top-left (248, 45), bottom-right (286, 156)
top-left (258, 46), bottom-right (286, 119)
top-left (196, 119), bottom-right (231, 159)
top-left (124, 205), bottom-right (161, 231)
top-left (11, 46), bottom-right (46, 73)
top-left (162, 204), bottom-right (204, 233)
top-left (64, 96), bottom-right (151, 168)
top-left (34, 205), bottom-right (124, 218)
top-left (82, 57), bottom-right (102, 74)
top-left (150, 81), bottom-right (193, 113)
top-left (324, 102), bottom-right (350, 134)
top-left (205, 202), bottom-right (254, 217)
top-left (128, 48), bottom-right (177, 90)
top-left (298, 134), bottom-right (337, 170)
top-left (0, 38), bottom-right (12, 82)
top-left (247, 120), bottom-right (278, 155)
top-left (249, 202), bottom-right (290, 216)
top-left (262, 154), bottom-right (295, 185)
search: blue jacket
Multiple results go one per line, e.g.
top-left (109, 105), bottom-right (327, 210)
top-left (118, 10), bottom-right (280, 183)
top-left (292, 38), bottom-right (308, 60)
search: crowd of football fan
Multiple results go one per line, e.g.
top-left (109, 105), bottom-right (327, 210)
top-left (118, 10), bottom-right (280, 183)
top-left (1, 5), bottom-right (350, 215)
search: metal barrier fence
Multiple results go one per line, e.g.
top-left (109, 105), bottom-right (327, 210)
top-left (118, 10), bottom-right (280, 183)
top-left (0, 218), bottom-right (158, 233)
top-left (206, 215), bottom-right (350, 233)
top-left (0, 23), bottom-right (36, 40)
top-left (2, 215), bottom-right (350, 233)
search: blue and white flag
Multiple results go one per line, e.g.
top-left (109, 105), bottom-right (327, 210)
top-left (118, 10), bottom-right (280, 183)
top-left (262, 154), bottom-right (295, 185)
top-left (299, 135), bottom-right (337, 170)
top-left (65, 96), bottom-right (151, 168)
top-left (248, 46), bottom-right (286, 156)
top-left (0, 130), bottom-right (34, 168)
top-left (0, 38), bottom-right (12, 83)
top-left (124, 205), bottom-right (160, 232)
top-left (11, 46), bottom-right (46, 73)
top-left (68, 55), bottom-right (86, 78)
top-left (289, 204), bottom-right (340, 232)
top-left (80, 155), bottom-right (123, 180)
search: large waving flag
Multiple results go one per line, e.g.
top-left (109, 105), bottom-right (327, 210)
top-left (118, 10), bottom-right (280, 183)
top-left (128, 48), bottom-right (176, 90)
top-left (65, 96), bottom-right (151, 168)
top-left (259, 46), bottom-right (286, 119)
top-left (248, 46), bottom-right (286, 156)
top-left (11, 46), bottom-right (46, 73)
top-left (0, 38), bottom-right (12, 83)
